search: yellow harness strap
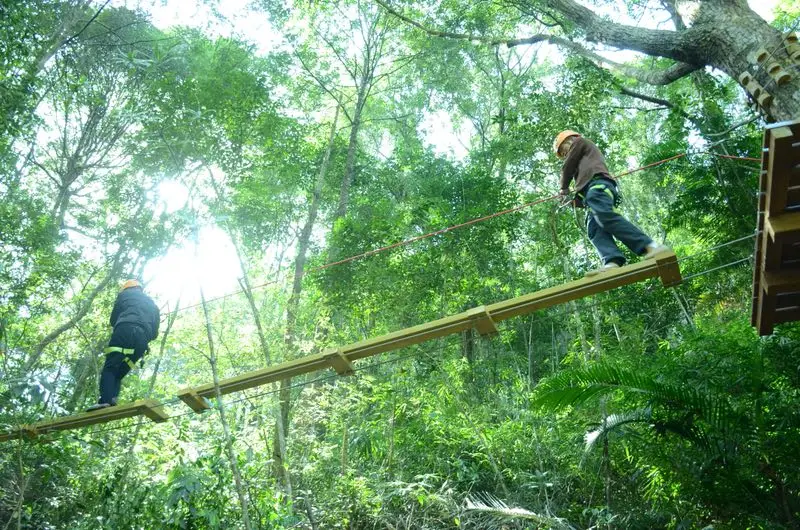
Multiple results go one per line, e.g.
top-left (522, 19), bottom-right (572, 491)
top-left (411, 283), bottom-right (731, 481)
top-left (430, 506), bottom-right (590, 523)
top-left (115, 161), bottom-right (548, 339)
top-left (105, 346), bottom-right (138, 369)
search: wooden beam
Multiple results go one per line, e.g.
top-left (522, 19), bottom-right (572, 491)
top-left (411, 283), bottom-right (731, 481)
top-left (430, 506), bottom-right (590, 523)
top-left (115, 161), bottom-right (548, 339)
top-left (339, 310), bottom-right (482, 362)
top-left (177, 390), bottom-right (212, 413)
top-left (324, 349), bottom-right (355, 375)
top-left (172, 251), bottom-right (681, 410)
top-left (762, 270), bottom-right (800, 295)
top-left (767, 212), bottom-right (800, 242)
top-left (179, 352), bottom-right (334, 403)
top-left (140, 399), bottom-right (170, 422)
top-left (486, 252), bottom-right (674, 322)
top-left (465, 305), bottom-right (499, 336)
top-left (655, 251), bottom-right (682, 286)
top-left (765, 126), bottom-right (796, 216)
top-left (0, 399), bottom-right (168, 442)
top-left (774, 307), bottom-right (800, 325)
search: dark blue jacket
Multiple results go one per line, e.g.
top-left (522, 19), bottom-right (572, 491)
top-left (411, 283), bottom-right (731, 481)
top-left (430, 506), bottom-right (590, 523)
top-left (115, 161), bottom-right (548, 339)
top-left (109, 287), bottom-right (160, 341)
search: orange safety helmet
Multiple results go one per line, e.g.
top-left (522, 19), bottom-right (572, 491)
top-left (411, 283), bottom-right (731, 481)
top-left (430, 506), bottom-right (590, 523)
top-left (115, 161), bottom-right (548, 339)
top-left (120, 279), bottom-right (141, 291)
top-left (553, 130), bottom-right (581, 158)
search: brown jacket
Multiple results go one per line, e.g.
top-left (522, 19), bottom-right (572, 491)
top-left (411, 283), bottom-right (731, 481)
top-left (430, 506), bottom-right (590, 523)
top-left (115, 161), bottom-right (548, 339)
top-left (559, 137), bottom-right (614, 194)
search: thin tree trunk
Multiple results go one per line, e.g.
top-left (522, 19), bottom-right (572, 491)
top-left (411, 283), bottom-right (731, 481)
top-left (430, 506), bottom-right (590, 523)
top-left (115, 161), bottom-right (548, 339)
top-left (304, 491), bottom-right (319, 530)
top-left (526, 317), bottom-right (536, 389)
top-left (386, 399), bottom-right (395, 477)
top-left (336, 89), bottom-right (366, 220)
top-left (145, 298), bottom-right (181, 397)
top-left (276, 107), bottom-right (341, 495)
top-left (199, 287), bottom-right (253, 530)
top-left (671, 289), bottom-right (695, 329)
top-left (340, 425), bottom-right (349, 475)
top-left (549, 209), bottom-right (590, 359)
top-left (593, 304), bottom-right (603, 359)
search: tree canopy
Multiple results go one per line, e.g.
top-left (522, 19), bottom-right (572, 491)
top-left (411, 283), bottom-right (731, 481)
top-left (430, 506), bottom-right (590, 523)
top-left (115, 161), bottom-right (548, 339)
top-left (1, 0), bottom-right (798, 528)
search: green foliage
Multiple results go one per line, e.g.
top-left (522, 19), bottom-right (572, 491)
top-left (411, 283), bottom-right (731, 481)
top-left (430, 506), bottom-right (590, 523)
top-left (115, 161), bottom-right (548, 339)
top-left (2, 1), bottom-right (797, 529)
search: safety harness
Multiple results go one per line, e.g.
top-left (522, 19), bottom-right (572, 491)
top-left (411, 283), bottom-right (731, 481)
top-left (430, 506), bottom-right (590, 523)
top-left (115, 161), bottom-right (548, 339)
top-left (576, 177), bottom-right (622, 209)
top-left (104, 346), bottom-right (142, 370)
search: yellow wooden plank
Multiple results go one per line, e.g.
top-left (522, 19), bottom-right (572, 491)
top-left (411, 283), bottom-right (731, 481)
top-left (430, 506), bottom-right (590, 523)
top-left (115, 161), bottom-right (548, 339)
top-left (0, 399), bottom-right (165, 442)
top-left (340, 312), bottom-right (478, 361)
top-left (486, 254), bottom-right (669, 322)
top-left (185, 352), bottom-right (332, 400)
top-left (175, 252), bottom-right (680, 412)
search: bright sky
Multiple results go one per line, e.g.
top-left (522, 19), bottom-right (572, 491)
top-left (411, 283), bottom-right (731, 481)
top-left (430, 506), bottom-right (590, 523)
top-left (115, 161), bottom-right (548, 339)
top-left (115, 0), bottom-right (779, 308)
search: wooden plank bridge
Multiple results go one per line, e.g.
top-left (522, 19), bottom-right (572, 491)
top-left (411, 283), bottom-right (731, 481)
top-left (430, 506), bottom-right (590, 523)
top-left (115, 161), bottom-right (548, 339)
top-left (0, 250), bottom-right (681, 442)
top-left (752, 119), bottom-right (800, 335)
top-left (0, 400), bottom-right (168, 442)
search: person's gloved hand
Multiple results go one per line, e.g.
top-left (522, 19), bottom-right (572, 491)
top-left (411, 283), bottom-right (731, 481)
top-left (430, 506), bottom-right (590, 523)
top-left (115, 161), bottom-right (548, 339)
top-left (559, 189), bottom-right (572, 206)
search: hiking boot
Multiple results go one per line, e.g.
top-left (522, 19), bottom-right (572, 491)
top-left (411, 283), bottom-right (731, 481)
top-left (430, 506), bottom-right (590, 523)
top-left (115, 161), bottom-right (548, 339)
top-left (86, 403), bottom-right (111, 413)
top-left (643, 244), bottom-right (670, 259)
top-left (585, 262), bottom-right (621, 277)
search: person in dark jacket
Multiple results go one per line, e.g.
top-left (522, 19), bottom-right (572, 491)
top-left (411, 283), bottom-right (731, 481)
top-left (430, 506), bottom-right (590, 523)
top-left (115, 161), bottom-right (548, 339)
top-left (554, 130), bottom-right (668, 276)
top-left (87, 279), bottom-right (160, 412)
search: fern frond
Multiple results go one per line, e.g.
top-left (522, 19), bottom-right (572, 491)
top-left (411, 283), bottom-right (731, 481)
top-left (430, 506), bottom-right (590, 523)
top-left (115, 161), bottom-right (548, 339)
top-left (533, 363), bottom-right (739, 450)
top-left (584, 406), bottom-right (652, 453)
top-left (464, 492), bottom-right (574, 529)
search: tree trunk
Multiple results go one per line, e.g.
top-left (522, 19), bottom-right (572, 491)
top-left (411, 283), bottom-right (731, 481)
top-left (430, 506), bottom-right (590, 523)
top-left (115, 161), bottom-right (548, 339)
top-left (275, 107), bottom-right (340, 495)
top-left (592, 303), bottom-right (603, 359)
top-left (671, 289), bottom-right (695, 329)
top-left (145, 298), bottom-right (181, 397)
top-left (526, 317), bottom-right (536, 388)
top-left (336, 83), bottom-right (368, 220)
top-left (199, 287), bottom-right (253, 530)
top-left (340, 425), bottom-right (349, 475)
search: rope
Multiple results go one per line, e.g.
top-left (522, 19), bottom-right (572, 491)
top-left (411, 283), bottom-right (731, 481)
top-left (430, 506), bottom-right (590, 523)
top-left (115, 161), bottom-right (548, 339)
top-left (682, 256), bottom-right (752, 281)
top-left (676, 233), bottom-right (756, 262)
top-left (178, 151), bottom-right (761, 314)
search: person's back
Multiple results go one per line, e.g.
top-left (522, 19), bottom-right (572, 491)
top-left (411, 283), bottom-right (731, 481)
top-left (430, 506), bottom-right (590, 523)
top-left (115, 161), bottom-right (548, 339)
top-left (110, 286), bottom-right (159, 341)
top-left (87, 280), bottom-right (160, 411)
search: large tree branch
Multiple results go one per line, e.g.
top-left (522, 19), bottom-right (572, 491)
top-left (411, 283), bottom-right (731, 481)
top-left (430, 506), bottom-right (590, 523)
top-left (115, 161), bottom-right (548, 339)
top-left (534, 0), bottom-right (707, 65)
top-left (540, 36), bottom-right (700, 85)
top-left (616, 86), bottom-right (698, 124)
top-left (375, 0), bottom-right (700, 86)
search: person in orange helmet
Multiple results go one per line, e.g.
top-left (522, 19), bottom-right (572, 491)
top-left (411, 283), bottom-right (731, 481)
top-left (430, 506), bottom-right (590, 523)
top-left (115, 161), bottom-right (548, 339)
top-left (87, 279), bottom-right (160, 412)
top-left (554, 130), bottom-right (668, 275)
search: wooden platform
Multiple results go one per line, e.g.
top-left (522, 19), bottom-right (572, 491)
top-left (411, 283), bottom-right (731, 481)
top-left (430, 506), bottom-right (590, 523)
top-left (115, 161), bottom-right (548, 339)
top-left (0, 399), bottom-right (169, 442)
top-left (178, 251), bottom-right (681, 412)
top-left (752, 120), bottom-right (800, 336)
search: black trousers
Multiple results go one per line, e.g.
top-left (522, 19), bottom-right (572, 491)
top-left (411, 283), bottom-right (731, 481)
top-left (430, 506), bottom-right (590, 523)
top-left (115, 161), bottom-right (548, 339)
top-left (99, 323), bottom-right (148, 405)
top-left (581, 179), bottom-right (653, 266)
